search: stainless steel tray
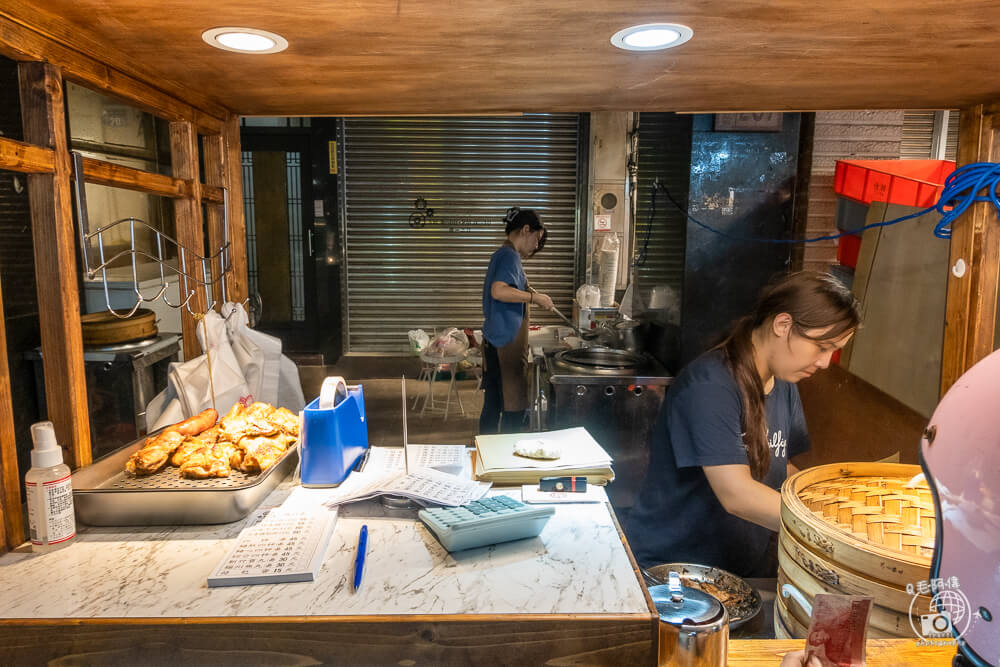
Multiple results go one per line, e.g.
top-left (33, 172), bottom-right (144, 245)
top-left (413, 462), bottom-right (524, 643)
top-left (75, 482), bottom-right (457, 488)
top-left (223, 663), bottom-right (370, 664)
top-left (72, 438), bottom-right (299, 526)
top-left (644, 562), bottom-right (763, 629)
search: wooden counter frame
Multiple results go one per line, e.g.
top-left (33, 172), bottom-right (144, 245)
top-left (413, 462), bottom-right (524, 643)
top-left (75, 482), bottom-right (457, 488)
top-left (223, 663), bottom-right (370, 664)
top-left (0, 18), bottom-right (246, 553)
top-left (0, 614), bottom-right (657, 665)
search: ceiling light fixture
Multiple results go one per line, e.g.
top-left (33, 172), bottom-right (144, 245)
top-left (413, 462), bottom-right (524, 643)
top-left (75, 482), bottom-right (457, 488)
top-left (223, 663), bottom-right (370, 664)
top-left (202, 27), bottom-right (288, 54)
top-left (610, 23), bottom-right (693, 51)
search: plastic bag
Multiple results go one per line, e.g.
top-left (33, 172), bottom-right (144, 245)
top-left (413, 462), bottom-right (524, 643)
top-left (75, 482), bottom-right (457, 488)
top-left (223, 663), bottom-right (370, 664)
top-left (222, 301), bottom-right (282, 406)
top-left (277, 355), bottom-right (306, 413)
top-left (408, 329), bottom-right (431, 355)
top-left (576, 283), bottom-right (601, 309)
top-left (425, 327), bottom-right (469, 358)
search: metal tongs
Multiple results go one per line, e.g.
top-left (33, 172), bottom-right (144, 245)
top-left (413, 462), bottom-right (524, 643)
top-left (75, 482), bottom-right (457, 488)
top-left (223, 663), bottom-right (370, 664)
top-left (528, 286), bottom-right (583, 335)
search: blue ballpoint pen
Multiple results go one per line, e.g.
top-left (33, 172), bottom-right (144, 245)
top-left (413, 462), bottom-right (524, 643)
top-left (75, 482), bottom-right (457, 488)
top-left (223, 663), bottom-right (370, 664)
top-left (353, 525), bottom-right (368, 592)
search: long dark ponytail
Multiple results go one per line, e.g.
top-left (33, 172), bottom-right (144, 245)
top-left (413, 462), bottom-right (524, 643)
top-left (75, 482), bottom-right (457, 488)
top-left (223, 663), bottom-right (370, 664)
top-left (712, 271), bottom-right (861, 479)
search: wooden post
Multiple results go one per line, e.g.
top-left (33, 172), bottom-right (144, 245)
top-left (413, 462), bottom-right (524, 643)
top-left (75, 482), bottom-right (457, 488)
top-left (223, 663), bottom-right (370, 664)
top-left (202, 133), bottom-right (228, 308)
top-left (18, 61), bottom-right (91, 469)
top-left (169, 120), bottom-right (207, 360)
top-left (941, 104), bottom-right (1000, 395)
top-left (222, 115), bottom-right (249, 305)
top-left (0, 278), bottom-right (25, 553)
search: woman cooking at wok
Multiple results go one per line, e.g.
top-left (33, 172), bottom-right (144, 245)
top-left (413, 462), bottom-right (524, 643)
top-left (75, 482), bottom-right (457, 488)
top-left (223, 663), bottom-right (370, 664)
top-left (479, 207), bottom-right (553, 435)
top-left (627, 271), bottom-right (861, 578)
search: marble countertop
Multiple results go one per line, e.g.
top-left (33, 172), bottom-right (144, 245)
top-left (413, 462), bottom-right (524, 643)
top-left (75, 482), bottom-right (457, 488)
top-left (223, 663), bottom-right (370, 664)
top-left (0, 483), bottom-right (650, 620)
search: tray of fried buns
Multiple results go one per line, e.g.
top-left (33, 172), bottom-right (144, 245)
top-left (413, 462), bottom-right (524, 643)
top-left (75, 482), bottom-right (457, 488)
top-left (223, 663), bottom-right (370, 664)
top-left (72, 402), bottom-right (300, 526)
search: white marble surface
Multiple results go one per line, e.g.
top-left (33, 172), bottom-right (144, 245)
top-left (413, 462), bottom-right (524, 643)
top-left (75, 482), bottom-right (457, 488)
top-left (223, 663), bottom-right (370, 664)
top-left (0, 483), bottom-right (649, 619)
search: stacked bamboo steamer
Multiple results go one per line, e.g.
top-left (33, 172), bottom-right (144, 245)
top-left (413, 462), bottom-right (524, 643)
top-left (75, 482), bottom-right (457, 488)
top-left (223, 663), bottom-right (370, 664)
top-left (777, 463), bottom-right (935, 638)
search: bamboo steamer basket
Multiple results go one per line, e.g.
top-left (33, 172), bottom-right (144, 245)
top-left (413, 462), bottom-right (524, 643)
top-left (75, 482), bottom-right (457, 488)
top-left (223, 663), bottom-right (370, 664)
top-left (773, 600), bottom-right (794, 639)
top-left (777, 570), bottom-right (897, 639)
top-left (779, 462), bottom-right (935, 639)
top-left (81, 308), bottom-right (157, 346)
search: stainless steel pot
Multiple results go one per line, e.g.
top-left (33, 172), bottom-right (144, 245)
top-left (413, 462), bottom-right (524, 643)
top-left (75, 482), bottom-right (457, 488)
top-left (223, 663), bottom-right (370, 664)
top-left (650, 571), bottom-right (729, 667)
top-left (613, 319), bottom-right (646, 353)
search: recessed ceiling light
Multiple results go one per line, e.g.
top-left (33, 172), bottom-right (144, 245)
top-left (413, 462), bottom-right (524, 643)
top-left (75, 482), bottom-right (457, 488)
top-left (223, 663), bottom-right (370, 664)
top-left (202, 27), bottom-right (288, 54)
top-left (610, 23), bottom-right (693, 51)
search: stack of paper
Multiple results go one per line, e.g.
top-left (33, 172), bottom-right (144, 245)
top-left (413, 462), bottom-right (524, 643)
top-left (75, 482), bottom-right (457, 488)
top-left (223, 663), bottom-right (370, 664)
top-left (207, 503), bottom-right (338, 587)
top-left (322, 466), bottom-right (491, 508)
top-left (474, 427), bottom-right (614, 486)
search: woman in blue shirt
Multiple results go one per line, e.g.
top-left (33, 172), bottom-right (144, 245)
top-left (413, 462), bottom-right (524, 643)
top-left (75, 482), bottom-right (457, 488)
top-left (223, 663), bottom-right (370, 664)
top-left (627, 271), bottom-right (861, 577)
top-left (479, 208), bottom-right (553, 434)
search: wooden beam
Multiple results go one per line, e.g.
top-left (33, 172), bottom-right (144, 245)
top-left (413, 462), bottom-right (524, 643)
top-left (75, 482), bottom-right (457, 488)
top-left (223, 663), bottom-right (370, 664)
top-left (78, 156), bottom-right (187, 199)
top-left (0, 278), bottom-right (25, 553)
top-left (941, 105), bottom-right (1000, 395)
top-left (202, 134), bottom-right (227, 308)
top-left (0, 135), bottom-right (54, 173)
top-left (0, 11), bottom-right (226, 134)
top-left (18, 61), bottom-right (91, 468)
top-left (79, 155), bottom-right (224, 204)
top-left (170, 121), bottom-right (207, 360)
top-left (222, 115), bottom-right (249, 304)
top-left (0, 137), bottom-right (225, 204)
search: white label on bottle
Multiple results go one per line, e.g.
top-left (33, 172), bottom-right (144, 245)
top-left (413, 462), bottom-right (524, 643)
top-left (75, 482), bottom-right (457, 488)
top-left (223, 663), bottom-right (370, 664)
top-left (25, 474), bottom-right (76, 545)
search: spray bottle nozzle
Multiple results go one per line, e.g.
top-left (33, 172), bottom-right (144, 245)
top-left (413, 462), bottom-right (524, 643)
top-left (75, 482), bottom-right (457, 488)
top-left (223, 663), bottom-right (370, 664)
top-left (30, 421), bottom-right (64, 468)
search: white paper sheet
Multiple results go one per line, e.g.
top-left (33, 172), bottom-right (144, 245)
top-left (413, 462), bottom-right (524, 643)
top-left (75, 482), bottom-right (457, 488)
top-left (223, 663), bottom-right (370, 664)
top-left (368, 445), bottom-right (468, 475)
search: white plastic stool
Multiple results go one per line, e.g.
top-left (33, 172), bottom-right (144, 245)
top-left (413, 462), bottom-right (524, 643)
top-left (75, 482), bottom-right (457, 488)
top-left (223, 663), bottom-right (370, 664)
top-left (418, 351), bottom-right (466, 419)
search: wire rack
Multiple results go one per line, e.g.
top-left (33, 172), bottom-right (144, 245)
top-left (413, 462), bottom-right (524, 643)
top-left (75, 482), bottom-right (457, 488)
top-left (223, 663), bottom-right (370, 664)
top-left (71, 151), bottom-right (246, 319)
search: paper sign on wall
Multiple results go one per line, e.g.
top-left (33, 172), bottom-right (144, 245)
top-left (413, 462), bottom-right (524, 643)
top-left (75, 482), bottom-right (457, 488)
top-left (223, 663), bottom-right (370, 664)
top-left (328, 141), bottom-right (338, 174)
top-left (594, 214), bottom-right (612, 231)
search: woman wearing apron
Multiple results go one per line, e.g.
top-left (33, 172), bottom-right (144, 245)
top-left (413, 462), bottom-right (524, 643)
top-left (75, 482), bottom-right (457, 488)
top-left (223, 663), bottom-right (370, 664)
top-left (479, 208), bottom-right (553, 434)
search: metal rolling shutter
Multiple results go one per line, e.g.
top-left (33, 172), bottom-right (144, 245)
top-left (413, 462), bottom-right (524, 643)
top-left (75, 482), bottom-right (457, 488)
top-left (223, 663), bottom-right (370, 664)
top-left (633, 112), bottom-right (692, 297)
top-left (339, 114), bottom-right (583, 354)
top-left (945, 111), bottom-right (959, 162)
top-left (901, 111), bottom-right (935, 159)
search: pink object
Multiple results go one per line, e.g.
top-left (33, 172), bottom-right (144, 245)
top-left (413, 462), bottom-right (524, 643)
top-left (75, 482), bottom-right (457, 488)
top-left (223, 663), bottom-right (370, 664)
top-left (922, 348), bottom-right (1000, 665)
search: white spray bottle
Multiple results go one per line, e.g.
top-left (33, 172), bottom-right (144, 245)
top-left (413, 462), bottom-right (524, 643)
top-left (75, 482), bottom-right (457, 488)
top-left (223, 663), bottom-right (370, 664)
top-left (24, 421), bottom-right (76, 552)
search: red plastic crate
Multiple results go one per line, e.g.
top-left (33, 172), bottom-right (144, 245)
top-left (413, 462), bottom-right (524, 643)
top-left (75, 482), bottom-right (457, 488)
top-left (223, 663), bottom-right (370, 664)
top-left (837, 233), bottom-right (863, 269)
top-left (833, 159), bottom-right (955, 208)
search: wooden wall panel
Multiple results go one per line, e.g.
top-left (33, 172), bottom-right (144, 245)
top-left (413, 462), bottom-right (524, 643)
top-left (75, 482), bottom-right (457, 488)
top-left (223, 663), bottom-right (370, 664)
top-left (169, 121), bottom-right (206, 360)
top-left (0, 278), bottom-right (24, 553)
top-left (18, 61), bottom-right (90, 468)
top-left (941, 104), bottom-right (1000, 394)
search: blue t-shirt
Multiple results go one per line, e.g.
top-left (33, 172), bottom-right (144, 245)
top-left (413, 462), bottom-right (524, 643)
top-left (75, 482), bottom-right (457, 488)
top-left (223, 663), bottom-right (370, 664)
top-left (625, 350), bottom-right (809, 577)
top-left (482, 244), bottom-right (527, 347)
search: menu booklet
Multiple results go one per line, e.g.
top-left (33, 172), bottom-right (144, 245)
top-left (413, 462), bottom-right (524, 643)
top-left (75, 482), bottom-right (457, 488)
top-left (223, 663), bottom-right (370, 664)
top-left (474, 427), bottom-right (614, 485)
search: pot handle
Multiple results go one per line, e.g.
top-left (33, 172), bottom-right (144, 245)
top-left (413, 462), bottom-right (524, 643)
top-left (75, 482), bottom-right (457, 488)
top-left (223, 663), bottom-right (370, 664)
top-left (781, 583), bottom-right (813, 618)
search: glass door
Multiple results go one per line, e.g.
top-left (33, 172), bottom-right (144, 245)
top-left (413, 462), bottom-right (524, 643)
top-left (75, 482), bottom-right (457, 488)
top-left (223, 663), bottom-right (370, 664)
top-left (240, 132), bottom-right (319, 354)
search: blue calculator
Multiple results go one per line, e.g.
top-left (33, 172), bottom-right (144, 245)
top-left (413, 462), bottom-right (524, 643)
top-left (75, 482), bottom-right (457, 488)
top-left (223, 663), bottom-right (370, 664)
top-left (418, 496), bottom-right (555, 552)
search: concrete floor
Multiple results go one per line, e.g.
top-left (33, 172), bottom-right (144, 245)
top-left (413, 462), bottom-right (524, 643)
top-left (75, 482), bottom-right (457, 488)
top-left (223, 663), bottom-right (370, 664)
top-left (299, 360), bottom-right (484, 447)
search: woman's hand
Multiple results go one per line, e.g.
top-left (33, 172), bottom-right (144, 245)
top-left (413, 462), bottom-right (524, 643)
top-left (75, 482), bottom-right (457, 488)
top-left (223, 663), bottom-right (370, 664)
top-left (532, 292), bottom-right (554, 310)
top-left (779, 649), bottom-right (822, 667)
